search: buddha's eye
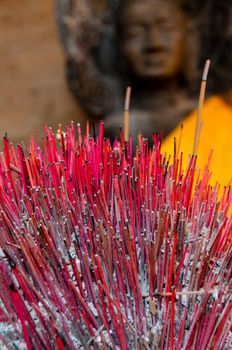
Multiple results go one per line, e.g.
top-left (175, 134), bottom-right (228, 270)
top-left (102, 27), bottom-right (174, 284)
top-left (159, 22), bottom-right (175, 32)
top-left (157, 18), bottom-right (178, 33)
top-left (124, 25), bottom-right (144, 40)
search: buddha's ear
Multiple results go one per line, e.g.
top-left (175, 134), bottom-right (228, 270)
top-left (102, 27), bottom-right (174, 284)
top-left (182, 19), bottom-right (201, 91)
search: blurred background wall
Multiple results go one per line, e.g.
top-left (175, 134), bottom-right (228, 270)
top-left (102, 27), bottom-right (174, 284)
top-left (1, 0), bottom-right (232, 146)
top-left (0, 0), bottom-right (85, 144)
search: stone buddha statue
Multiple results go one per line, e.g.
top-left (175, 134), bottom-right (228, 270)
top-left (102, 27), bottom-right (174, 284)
top-left (104, 0), bottom-right (200, 140)
top-left (56, 0), bottom-right (200, 140)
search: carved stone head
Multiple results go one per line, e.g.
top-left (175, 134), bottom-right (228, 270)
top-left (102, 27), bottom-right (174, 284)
top-left (117, 0), bottom-right (187, 81)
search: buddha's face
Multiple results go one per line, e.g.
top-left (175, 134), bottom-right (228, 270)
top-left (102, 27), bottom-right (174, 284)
top-left (119, 0), bottom-right (186, 79)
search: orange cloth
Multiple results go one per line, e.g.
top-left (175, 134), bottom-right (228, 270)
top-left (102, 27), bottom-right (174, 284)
top-left (162, 96), bottom-right (232, 186)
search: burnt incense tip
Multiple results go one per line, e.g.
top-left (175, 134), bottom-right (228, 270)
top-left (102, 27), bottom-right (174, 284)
top-left (202, 59), bottom-right (211, 81)
top-left (124, 86), bottom-right (132, 111)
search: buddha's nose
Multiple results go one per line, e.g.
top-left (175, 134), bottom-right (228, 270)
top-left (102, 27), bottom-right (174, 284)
top-left (144, 27), bottom-right (163, 52)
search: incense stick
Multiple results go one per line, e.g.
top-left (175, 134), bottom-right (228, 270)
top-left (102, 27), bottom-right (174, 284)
top-left (193, 59), bottom-right (210, 155)
top-left (124, 86), bottom-right (131, 142)
top-left (156, 288), bottom-right (231, 297)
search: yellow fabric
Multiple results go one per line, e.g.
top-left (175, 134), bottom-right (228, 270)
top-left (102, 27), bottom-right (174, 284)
top-left (162, 96), bottom-right (232, 187)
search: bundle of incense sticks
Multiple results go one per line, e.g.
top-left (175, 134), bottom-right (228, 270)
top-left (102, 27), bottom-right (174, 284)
top-left (0, 123), bottom-right (231, 350)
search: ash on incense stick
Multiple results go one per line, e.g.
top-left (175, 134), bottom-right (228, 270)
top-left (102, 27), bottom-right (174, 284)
top-left (0, 123), bottom-right (231, 349)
